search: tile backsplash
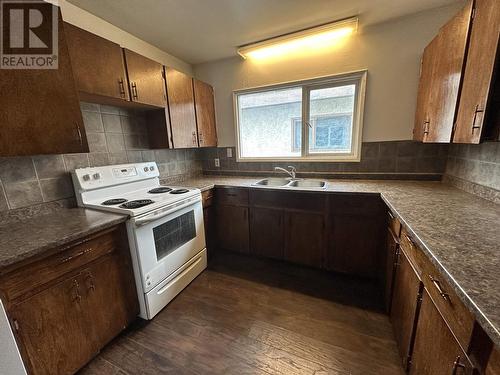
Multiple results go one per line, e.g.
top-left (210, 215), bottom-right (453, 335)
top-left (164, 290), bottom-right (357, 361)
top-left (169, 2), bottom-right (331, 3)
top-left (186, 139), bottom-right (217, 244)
top-left (0, 103), bottom-right (203, 212)
top-left (201, 141), bottom-right (449, 178)
top-left (444, 142), bottom-right (500, 202)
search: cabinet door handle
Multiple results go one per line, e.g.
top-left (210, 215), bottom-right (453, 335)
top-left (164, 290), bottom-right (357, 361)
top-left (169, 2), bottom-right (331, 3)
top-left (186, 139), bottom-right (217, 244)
top-left (118, 78), bottom-right (126, 98)
top-left (429, 275), bottom-right (450, 302)
top-left (192, 131), bottom-right (197, 145)
top-left (471, 104), bottom-right (484, 132)
top-left (199, 132), bottom-right (204, 144)
top-left (131, 82), bottom-right (138, 100)
top-left (75, 123), bottom-right (83, 147)
top-left (84, 272), bottom-right (95, 292)
top-left (452, 356), bottom-right (466, 375)
top-left (423, 120), bottom-right (430, 135)
top-left (71, 279), bottom-right (82, 303)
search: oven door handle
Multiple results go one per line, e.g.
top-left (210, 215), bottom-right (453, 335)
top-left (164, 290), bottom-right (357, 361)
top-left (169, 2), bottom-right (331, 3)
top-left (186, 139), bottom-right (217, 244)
top-left (133, 197), bottom-right (200, 227)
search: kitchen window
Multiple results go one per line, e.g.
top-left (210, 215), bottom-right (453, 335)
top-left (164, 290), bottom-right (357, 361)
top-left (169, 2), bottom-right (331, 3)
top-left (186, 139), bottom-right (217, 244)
top-left (234, 70), bottom-right (367, 161)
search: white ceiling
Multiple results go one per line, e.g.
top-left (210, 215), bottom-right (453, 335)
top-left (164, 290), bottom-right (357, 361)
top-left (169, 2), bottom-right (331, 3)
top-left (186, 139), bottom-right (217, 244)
top-left (67, 0), bottom-right (462, 65)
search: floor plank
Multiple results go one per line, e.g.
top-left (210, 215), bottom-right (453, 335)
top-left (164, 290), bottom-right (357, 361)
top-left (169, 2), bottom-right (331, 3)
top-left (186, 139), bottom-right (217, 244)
top-left (79, 251), bottom-right (404, 375)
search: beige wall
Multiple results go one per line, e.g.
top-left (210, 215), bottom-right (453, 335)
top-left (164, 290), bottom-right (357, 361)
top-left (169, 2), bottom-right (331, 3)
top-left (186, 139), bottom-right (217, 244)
top-left (194, 4), bottom-right (463, 146)
top-left (55, 0), bottom-right (193, 75)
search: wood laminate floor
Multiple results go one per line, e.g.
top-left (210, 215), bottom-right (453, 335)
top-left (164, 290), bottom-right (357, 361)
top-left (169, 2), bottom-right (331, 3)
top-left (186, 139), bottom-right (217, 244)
top-left (79, 251), bottom-right (404, 375)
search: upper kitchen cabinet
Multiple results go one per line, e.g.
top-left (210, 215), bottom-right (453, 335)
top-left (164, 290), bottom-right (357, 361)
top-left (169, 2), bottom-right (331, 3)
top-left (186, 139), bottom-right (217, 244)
top-left (453, 0), bottom-right (500, 143)
top-left (64, 22), bottom-right (129, 102)
top-left (0, 6), bottom-right (88, 157)
top-left (123, 49), bottom-right (167, 107)
top-left (165, 68), bottom-right (199, 148)
top-left (193, 79), bottom-right (218, 147)
top-left (413, 1), bottom-right (472, 143)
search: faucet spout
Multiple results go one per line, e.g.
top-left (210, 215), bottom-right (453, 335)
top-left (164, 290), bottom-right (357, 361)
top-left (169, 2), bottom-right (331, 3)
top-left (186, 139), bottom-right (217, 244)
top-left (274, 165), bottom-right (297, 179)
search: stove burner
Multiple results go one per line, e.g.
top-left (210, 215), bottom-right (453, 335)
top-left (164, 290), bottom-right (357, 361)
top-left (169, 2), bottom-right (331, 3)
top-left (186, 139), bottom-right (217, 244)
top-left (102, 198), bottom-right (127, 206)
top-left (170, 188), bottom-right (189, 194)
top-left (119, 199), bottom-right (154, 209)
top-left (148, 187), bottom-right (173, 194)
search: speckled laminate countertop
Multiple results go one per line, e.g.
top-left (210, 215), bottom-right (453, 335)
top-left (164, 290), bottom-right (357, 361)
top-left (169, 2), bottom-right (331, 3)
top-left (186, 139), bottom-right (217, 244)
top-left (181, 176), bottom-right (500, 346)
top-left (0, 208), bottom-right (127, 271)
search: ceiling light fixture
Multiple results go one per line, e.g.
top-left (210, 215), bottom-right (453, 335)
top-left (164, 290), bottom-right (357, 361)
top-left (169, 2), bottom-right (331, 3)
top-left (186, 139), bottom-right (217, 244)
top-left (237, 17), bottom-right (358, 60)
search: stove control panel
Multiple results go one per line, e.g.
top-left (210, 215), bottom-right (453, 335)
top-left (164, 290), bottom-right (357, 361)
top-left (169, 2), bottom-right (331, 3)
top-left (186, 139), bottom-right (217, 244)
top-left (72, 162), bottom-right (160, 191)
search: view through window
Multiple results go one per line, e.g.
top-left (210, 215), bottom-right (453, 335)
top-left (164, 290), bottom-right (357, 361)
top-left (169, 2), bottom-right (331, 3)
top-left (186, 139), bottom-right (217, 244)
top-left (235, 71), bottom-right (366, 161)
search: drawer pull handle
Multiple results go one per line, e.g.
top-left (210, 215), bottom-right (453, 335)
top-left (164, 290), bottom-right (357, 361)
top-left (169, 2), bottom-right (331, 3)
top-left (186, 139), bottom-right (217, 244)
top-left (226, 193), bottom-right (237, 197)
top-left (452, 356), bottom-right (466, 374)
top-left (388, 211), bottom-right (394, 220)
top-left (71, 279), bottom-right (82, 303)
top-left (60, 247), bottom-right (93, 263)
top-left (404, 234), bottom-right (415, 247)
top-left (429, 275), bottom-right (450, 302)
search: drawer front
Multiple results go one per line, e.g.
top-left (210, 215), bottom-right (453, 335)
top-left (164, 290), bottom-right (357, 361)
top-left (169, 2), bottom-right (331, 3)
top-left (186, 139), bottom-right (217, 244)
top-left (201, 189), bottom-right (214, 208)
top-left (421, 259), bottom-right (475, 349)
top-left (216, 187), bottom-right (248, 206)
top-left (399, 228), bottom-right (424, 276)
top-left (388, 210), bottom-right (401, 238)
top-left (400, 228), bottom-right (474, 349)
top-left (0, 228), bottom-right (120, 302)
top-left (249, 189), bottom-right (326, 212)
top-left (329, 194), bottom-right (383, 216)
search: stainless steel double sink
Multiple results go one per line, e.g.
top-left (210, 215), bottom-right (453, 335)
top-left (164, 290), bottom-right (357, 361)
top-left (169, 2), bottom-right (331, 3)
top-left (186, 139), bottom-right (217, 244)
top-left (252, 178), bottom-right (327, 190)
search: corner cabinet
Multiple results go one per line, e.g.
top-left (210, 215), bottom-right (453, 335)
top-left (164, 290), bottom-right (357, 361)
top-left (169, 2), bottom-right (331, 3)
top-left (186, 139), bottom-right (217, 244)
top-left (193, 79), bottom-right (218, 147)
top-left (0, 5), bottom-right (88, 157)
top-left (453, 0), bottom-right (500, 143)
top-left (165, 68), bottom-right (199, 148)
top-left (0, 225), bottom-right (138, 375)
top-left (413, 0), bottom-right (472, 143)
top-left (413, 0), bottom-right (500, 144)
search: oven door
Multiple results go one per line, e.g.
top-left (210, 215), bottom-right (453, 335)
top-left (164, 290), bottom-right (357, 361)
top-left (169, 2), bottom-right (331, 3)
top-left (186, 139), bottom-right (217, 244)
top-left (131, 199), bottom-right (205, 293)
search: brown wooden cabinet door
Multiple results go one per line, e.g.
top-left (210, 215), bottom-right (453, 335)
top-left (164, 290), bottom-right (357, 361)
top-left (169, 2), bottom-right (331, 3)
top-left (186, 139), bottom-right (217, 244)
top-left (390, 249), bottom-right (423, 371)
top-left (328, 215), bottom-right (383, 278)
top-left (425, 1), bottom-right (472, 143)
top-left (81, 253), bottom-right (139, 348)
top-left (284, 211), bottom-right (324, 267)
top-left (385, 228), bottom-right (399, 312)
top-left (414, 37), bottom-right (438, 141)
top-left (165, 68), bottom-right (198, 148)
top-left (64, 22), bottom-right (129, 101)
top-left (327, 194), bottom-right (385, 278)
top-left (123, 49), bottom-right (167, 107)
top-left (454, 0), bottom-right (500, 143)
top-left (250, 207), bottom-right (284, 259)
top-left (410, 289), bottom-right (475, 375)
top-left (0, 8), bottom-right (87, 157)
top-left (10, 273), bottom-right (95, 375)
top-left (193, 79), bottom-right (218, 147)
top-left (216, 205), bottom-right (249, 253)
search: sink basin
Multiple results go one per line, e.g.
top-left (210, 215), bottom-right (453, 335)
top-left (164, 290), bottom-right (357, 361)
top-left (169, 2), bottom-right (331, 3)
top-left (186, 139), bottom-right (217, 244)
top-left (253, 178), bottom-right (290, 187)
top-left (288, 180), bottom-right (327, 189)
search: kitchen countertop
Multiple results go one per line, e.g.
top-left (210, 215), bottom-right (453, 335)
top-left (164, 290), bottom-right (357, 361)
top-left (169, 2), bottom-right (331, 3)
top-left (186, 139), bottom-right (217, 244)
top-left (182, 176), bottom-right (500, 346)
top-left (0, 208), bottom-right (127, 271)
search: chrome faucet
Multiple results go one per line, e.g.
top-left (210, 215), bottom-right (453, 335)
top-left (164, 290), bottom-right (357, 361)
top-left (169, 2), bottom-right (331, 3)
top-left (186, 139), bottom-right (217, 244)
top-left (274, 166), bottom-right (297, 180)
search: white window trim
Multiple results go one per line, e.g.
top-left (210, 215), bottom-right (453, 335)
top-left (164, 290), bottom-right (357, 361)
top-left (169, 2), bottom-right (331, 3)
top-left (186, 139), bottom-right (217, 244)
top-left (233, 70), bottom-right (367, 162)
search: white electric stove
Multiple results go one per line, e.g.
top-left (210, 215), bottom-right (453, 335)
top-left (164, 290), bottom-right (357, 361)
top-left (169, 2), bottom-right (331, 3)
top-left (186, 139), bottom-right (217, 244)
top-left (72, 162), bottom-right (207, 319)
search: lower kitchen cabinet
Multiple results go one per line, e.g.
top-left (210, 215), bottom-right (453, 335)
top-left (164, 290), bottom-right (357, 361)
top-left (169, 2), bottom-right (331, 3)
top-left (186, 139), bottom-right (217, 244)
top-left (10, 272), bottom-right (95, 375)
top-left (410, 288), bottom-right (475, 375)
top-left (385, 227), bottom-right (400, 312)
top-left (0, 225), bottom-right (138, 375)
top-left (390, 248), bottom-right (423, 371)
top-left (327, 194), bottom-right (385, 278)
top-left (250, 207), bottom-right (284, 259)
top-left (216, 205), bottom-right (250, 254)
top-left (284, 211), bottom-right (325, 267)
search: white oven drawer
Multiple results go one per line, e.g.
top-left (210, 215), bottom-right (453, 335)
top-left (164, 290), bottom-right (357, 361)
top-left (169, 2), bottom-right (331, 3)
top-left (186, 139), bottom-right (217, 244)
top-left (144, 249), bottom-right (207, 319)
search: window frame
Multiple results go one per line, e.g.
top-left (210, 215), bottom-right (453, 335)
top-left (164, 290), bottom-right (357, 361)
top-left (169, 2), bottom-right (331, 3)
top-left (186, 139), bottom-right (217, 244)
top-left (233, 70), bottom-right (367, 162)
